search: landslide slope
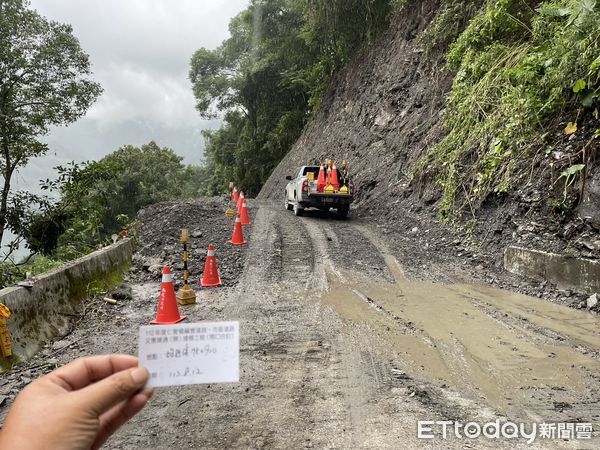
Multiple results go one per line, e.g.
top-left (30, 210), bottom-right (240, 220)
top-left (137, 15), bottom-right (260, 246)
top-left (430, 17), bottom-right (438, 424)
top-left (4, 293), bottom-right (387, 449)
top-left (259, 0), bottom-right (449, 210)
top-left (259, 0), bottom-right (600, 272)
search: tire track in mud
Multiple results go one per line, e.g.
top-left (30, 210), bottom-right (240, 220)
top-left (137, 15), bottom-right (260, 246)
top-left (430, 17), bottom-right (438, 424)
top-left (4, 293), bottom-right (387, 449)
top-left (288, 212), bottom-right (414, 448)
top-left (268, 205), bottom-right (431, 448)
top-left (294, 213), bottom-right (485, 447)
top-left (349, 286), bottom-right (420, 335)
top-left (121, 201), bottom-right (538, 448)
top-left (285, 211), bottom-right (391, 447)
top-left (271, 202), bottom-right (600, 446)
top-left (213, 203), bottom-right (364, 448)
top-left (304, 217), bottom-right (426, 345)
top-left (276, 211), bottom-right (315, 286)
top-left (297, 211), bottom-right (588, 432)
top-left (469, 297), bottom-right (600, 360)
top-left (321, 274), bottom-right (497, 428)
top-left (313, 218), bottom-right (395, 281)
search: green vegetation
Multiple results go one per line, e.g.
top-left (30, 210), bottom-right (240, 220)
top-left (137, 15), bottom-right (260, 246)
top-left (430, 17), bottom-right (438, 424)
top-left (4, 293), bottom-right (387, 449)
top-left (0, 141), bottom-right (204, 288)
top-left (422, 0), bottom-right (481, 55)
top-left (190, 0), bottom-right (399, 196)
top-left (420, 0), bottom-right (600, 220)
top-left (46, 141), bottom-right (203, 258)
top-left (0, 0), bottom-right (102, 253)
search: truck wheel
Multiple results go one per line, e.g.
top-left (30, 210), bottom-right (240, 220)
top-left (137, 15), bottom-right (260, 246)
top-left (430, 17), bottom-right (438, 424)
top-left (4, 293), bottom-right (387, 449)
top-left (293, 202), bottom-right (304, 216)
top-left (337, 205), bottom-right (349, 219)
top-left (285, 193), bottom-right (293, 211)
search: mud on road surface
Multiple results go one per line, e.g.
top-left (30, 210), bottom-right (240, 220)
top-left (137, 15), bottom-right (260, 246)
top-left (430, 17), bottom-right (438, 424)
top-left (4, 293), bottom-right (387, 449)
top-left (1, 198), bottom-right (599, 448)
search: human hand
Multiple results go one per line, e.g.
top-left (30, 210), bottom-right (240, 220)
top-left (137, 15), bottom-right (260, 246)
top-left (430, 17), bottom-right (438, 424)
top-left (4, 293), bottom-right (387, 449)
top-left (0, 354), bottom-right (154, 450)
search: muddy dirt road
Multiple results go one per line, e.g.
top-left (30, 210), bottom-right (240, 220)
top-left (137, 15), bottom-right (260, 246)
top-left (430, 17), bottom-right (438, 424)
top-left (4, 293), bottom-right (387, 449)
top-left (2, 200), bottom-right (599, 448)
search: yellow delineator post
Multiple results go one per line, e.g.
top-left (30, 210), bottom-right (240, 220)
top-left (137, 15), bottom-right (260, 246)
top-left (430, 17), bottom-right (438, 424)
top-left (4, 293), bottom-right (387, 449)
top-left (176, 228), bottom-right (197, 305)
top-left (226, 188), bottom-right (235, 220)
top-left (0, 304), bottom-right (12, 357)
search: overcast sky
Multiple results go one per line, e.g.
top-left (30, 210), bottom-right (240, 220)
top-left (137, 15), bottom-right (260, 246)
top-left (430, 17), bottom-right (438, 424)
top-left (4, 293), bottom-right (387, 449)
top-left (13, 0), bottom-right (249, 192)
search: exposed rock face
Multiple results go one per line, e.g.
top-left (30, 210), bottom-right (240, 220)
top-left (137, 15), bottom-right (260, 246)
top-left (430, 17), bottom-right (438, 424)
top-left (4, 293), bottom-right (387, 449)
top-left (579, 168), bottom-right (600, 230)
top-left (259, 0), bottom-right (450, 209)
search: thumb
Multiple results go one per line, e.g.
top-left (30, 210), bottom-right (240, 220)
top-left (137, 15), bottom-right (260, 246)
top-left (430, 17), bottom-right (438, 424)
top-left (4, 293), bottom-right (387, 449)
top-left (74, 367), bottom-right (149, 416)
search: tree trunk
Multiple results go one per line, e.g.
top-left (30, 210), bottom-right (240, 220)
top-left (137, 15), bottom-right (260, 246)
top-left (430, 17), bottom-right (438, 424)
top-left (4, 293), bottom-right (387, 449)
top-left (0, 122), bottom-right (13, 251)
top-left (0, 163), bottom-right (13, 250)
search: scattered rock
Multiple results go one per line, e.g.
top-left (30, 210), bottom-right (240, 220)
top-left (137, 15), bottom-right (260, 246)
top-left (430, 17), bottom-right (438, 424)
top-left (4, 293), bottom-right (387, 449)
top-left (0, 383), bottom-right (14, 396)
top-left (51, 339), bottom-right (71, 351)
top-left (111, 284), bottom-right (133, 300)
top-left (45, 358), bottom-right (59, 367)
top-left (132, 198), bottom-right (244, 287)
top-left (587, 293), bottom-right (598, 309)
top-left (147, 264), bottom-right (163, 275)
top-left (138, 256), bottom-right (161, 270)
top-left (553, 401), bottom-right (572, 411)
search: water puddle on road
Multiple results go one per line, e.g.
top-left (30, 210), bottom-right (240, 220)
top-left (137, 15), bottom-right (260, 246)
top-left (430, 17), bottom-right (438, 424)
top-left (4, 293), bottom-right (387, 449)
top-left (321, 271), bottom-right (600, 421)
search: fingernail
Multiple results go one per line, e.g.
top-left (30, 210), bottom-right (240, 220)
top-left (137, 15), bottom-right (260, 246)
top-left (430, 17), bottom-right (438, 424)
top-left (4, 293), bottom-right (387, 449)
top-left (131, 367), bottom-right (149, 384)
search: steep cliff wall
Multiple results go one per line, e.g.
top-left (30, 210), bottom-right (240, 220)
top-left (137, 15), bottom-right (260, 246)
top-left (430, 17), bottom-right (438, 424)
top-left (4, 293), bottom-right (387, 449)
top-left (259, 0), bottom-right (600, 274)
top-left (260, 0), bottom-right (449, 210)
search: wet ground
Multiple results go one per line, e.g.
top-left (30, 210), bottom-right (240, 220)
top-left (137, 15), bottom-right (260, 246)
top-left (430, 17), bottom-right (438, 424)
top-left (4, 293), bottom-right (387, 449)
top-left (1, 199), bottom-right (599, 448)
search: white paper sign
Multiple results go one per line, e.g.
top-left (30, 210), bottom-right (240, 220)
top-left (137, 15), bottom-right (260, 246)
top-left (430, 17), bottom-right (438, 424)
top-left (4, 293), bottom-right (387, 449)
top-left (138, 321), bottom-right (239, 387)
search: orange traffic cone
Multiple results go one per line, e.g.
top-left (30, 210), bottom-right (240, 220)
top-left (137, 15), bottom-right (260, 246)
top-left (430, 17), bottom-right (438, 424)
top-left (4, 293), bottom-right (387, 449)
top-left (237, 191), bottom-right (245, 211)
top-left (324, 165), bottom-right (334, 192)
top-left (317, 163), bottom-right (326, 192)
top-left (151, 267), bottom-right (186, 324)
top-left (331, 163), bottom-right (340, 191)
top-left (240, 200), bottom-right (251, 226)
top-left (233, 187), bottom-right (239, 202)
top-left (229, 214), bottom-right (247, 245)
top-left (201, 245), bottom-right (222, 287)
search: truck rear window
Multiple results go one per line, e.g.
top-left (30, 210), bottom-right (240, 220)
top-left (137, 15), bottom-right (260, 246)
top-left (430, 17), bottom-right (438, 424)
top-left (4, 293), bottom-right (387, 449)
top-left (303, 166), bottom-right (320, 178)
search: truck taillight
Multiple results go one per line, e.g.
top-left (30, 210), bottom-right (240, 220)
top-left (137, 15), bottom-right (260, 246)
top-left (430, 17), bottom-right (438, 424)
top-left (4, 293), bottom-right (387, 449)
top-left (302, 180), bottom-right (309, 193)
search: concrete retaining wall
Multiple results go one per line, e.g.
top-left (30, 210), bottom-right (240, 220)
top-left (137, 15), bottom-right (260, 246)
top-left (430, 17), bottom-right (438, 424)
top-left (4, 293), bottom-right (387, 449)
top-left (0, 239), bottom-right (133, 367)
top-left (504, 246), bottom-right (600, 293)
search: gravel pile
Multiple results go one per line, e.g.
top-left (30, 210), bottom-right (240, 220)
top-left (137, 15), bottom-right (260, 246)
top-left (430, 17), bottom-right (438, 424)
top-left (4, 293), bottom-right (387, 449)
top-left (128, 197), bottom-right (248, 288)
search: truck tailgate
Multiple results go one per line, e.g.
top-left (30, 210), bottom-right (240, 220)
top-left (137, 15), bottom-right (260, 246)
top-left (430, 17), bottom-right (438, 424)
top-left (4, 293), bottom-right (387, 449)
top-left (308, 192), bottom-right (354, 201)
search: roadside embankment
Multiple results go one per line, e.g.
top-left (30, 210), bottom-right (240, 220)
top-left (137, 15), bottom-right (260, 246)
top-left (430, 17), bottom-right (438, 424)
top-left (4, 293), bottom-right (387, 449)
top-left (0, 239), bottom-right (133, 368)
top-left (505, 246), bottom-right (600, 295)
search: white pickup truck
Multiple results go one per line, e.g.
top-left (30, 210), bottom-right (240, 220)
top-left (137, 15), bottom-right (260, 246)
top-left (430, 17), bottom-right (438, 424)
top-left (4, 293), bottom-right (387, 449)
top-left (284, 165), bottom-right (354, 218)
